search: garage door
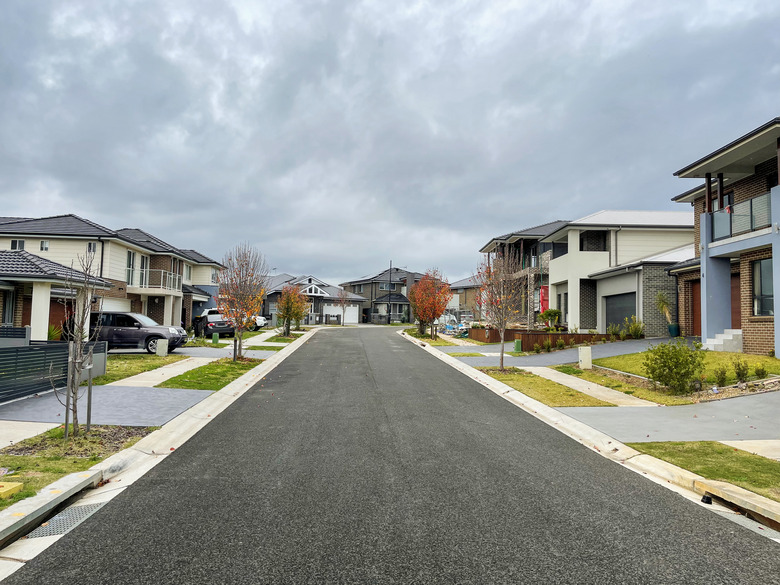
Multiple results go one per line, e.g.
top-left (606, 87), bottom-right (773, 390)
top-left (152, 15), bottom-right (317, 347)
top-left (605, 292), bottom-right (636, 329)
top-left (100, 298), bottom-right (132, 312)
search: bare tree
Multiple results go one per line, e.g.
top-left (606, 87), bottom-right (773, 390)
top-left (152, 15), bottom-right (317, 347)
top-left (336, 288), bottom-right (350, 326)
top-left (216, 243), bottom-right (271, 358)
top-left (474, 248), bottom-right (523, 370)
top-left (59, 251), bottom-right (104, 438)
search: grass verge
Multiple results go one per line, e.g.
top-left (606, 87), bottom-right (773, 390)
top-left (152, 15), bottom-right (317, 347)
top-left (249, 346), bottom-right (284, 352)
top-left (553, 365), bottom-right (694, 406)
top-left (478, 367), bottom-right (613, 407)
top-left (449, 352), bottom-right (484, 357)
top-left (594, 350), bottom-right (780, 385)
top-left (265, 334), bottom-right (303, 343)
top-left (156, 357), bottom-right (262, 391)
top-left (403, 328), bottom-right (456, 346)
top-left (627, 441), bottom-right (780, 503)
top-left (89, 354), bottom-right (187, 385)
top-left (184, 337), bottom-right (229, 348)
top-left (0, 425), bottom-right (155, 511)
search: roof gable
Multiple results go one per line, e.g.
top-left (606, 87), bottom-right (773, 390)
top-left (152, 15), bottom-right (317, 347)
top-left (0, 214), bottom-right (115, 237)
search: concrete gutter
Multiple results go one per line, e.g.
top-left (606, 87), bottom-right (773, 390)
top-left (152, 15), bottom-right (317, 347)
top-left (398, 331), bottom-right (780, 528)
top-left (0, 329), bottom-right (317, 549)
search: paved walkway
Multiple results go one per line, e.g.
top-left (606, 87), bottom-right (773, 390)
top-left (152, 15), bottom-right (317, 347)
top-left (521, 366), bottom-right (655, 407)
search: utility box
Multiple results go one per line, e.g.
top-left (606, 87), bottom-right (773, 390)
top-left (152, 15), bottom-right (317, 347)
top-left (513, 339), bottom-right (522, 353)
top-left (156, 338), bottom-right (169, 356)
top-left (578, 346), bottom-right (592, 370)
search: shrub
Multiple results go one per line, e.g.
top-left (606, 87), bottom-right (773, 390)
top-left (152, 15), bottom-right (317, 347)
top-left (609, 334), bottom-right (616, 342)
top-left (538, 309), bottom-right (562, 326)
top-left (732, 358), bottom-right (749, 383)
top-left (769, 350), bottom-right (775, 358)
top-left (556, 337), bottom-right (566, 350)
top-left (568, 337), bottom-right (576, 347)
top-left (713, 365), bottom-right (728, 387)
top-left (619, 329), bottom-right (628, 341)
top-left (624, 315), bottom-right (645, 339)
top-left (533, 343), bottom-right (542, 354)
top-left (588, 329), bottom-right (597, 335)
top-left (754, 364), bottom-right (768, 379)
top-left (606, 323), bottom-right (621, 336)
top-left (601, 337), bottom-right (607, 343)
top-left (642, 338), bottom-right (706, 395)
top-left (542, 339), bottom-right (552, 352)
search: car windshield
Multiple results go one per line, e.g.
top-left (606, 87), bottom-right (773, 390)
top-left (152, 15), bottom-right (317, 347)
top-left (206, 314), bottom-right (226, 323)
top-left (129, 313), bottom-right (160, 327)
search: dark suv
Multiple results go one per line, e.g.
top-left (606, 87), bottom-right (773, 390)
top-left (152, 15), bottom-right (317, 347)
top-left (91, 312), bottom-right (187, 353)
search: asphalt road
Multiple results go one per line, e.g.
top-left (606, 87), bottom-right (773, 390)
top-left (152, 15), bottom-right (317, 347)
top-left (6, 328), bottom-right (779, 583)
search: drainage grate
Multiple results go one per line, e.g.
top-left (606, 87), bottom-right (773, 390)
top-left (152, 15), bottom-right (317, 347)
top-left (26, 502), bottom-right (107, 538)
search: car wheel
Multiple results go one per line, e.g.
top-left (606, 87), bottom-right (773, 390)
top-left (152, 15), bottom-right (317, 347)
top-left (252, 324), bottom-right (260, 331)
top-left (145, 337), bottom-right (161, 354)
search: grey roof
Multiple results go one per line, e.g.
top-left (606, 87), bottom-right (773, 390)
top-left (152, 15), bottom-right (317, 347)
top-left (450, 275), bottom-right (479, 289)
top-left (480, 220), bottom-right (570, 253)
top-left (180, 249), bottom-right (222, 266)
top-left (373, 293), bottom-right (410, 304)
top-left (183, 284), bottom-right (212, 297)
top-left (666, 257), bottom-right (701, 273)
top-left (116, 228), bottom-right (192, 259)
top-left (0, 250), bottom-right (112, 288)
top-left (0, 217), bottom-right (29, 224)
top-left (266, 273), bottom-right (366, 302)
top-left (0, 214), bottom-right (115, 237)
top-left (588, 245), bottom-right (696, 279)
top-left (341, 267), bottom-right (424, 286)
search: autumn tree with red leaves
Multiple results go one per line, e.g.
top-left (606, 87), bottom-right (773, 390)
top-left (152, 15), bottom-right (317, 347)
top-left (408, 269), bottom-right (453, 339)
top-left (216, 243), bottom-right (270, 358)
top-left (474, 249), bottom-right (523, 369)
top-left (277, 285), bottom-right (309, 337)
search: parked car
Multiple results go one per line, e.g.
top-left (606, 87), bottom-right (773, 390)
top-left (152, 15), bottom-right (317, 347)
top-left (79, 312), bottom-right (187, 354)
top-left (196, 313), bottom-right (235, 338)
top-left (252, 315), bottom-right (267, 330)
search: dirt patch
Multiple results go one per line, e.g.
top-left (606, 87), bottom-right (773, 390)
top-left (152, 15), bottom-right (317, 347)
top-left (0, 425), bottom-right (155, 458)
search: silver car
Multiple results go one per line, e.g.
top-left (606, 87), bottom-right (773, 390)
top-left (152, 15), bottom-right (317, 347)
top-left (91, 312), bottom-right (187, 353)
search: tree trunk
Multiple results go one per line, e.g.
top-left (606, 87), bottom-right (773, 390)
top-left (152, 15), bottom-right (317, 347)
top-left (284, 318), bottom-right (291, 337)
top-left (499, 328), bottom-right (505, 370)
top-left (418, 320), bottom-right (425, 335)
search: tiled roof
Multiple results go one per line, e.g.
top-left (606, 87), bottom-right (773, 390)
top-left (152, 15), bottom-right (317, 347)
top-left (480, 220), bottom-right (570, 252)
top-left (342, 267), bottom-right (423, 286)
top-left (183, 284), bottom-right (212, 297)
top-left (0, 214), bottom-right (115, 237)
top-left (116, 228), bottom-right (192, 258)
top-left (373, 293), bottom-right (410, 304)
top-left (0, 217), bottom-right (29, 224)
top-left (180, 249), bottom-right (222, 265)
top-left (450, 276), bottom-right (479, 288)
top-left (570, 210), bottom-right (693, 227)
top-left (0, 250), bottom-right (112, 288)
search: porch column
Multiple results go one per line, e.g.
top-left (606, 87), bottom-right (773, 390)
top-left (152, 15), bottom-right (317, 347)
top-left (705, 172), bottom-right (712, 213)
top-left (172, 296), bottom-right (183, 328)
top-left (567, 229), bottom-right (581, 328)
top-left (30, 282), bottom-right (52, 341)
top-left (772, 187), bottom-right (780, 355)
top-left (700, 214), bottom-right (731, 341)
top-left (717, 173), bottom-right (725, 209)
top-left (163, 295), bottom-right (174, 326)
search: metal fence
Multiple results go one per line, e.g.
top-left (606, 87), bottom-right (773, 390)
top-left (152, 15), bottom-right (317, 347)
top-left (0, 341), bottom-right (107, 404)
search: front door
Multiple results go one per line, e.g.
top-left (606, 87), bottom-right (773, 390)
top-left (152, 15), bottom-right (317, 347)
top-left (731, 274), bottom-right (741, 329)
top-left (691, 280), bottom-right (701, 336)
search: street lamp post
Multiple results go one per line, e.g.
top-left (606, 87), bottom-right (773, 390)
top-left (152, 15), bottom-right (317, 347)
top-left (388, 260), bottom-right (392, 324)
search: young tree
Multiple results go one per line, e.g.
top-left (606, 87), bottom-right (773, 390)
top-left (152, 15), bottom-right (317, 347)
top-left (277, 285), bottom-right (309, 336)
top-left (408, 269), bottom-right (453, 339)
top-left (474, 249), bottom-right (523, 369)
top-left (60, 251), bottom-right (105, 438)
top-left (336, 287), bottom-right (350, 326)
top-left (215, 243), bottom-right (270, 358)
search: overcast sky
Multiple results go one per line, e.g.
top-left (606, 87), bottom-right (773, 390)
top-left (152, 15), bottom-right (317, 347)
top-left (2, 1), bottom-right (779, 284)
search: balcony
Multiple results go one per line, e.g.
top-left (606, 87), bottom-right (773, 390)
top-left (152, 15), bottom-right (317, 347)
top-left (128, 269), bottom-right (182, 292)
top-left (711, 192), bottom-right (771, 242)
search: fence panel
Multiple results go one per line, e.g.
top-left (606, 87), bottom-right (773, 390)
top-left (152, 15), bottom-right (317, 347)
top-left (0, 344), bottom-right (69, 403)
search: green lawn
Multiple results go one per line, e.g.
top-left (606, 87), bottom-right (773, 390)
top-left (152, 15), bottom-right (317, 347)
top-left (184, 337), bottom-right (229, 348)
top-left (89, 354), bottom-right (187, 385)
top-left (0, 426), bottom-right (153, 511)
top-left (156, 357), bottom-right (263, 391)
top-left (479, 368), bottom-right (613, 407)
top-left (554, 365), bottom-right (695, 406)
top-left (449, 352), bottom-right (484, 357)
top-left (627, 441), bottom-right (780, 503)
top-left (403, 328), bottom-right (456, 346)
top-left (265, 335), bottom-right (298, 343)
top-left (250, 345), bottom-right (284, 352)
top-left (594, 350), bottom-right (780, 385)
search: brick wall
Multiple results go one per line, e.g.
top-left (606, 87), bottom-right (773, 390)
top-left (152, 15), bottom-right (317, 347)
top-left (642, 265), bottom-right (678, 337)
top-left (579, 280), bottom-right (597, 330)
top-left (182, 294), bottom-right (194, 330)
top-left (147, 296), bottom-right (165, 323)
top-left (740, 247), bottom-right (774, 355)
top-left (96, 278), bottom-right (126, 299)
top-left (580, 230), bottom-right (608, 252)
top-left (13, 284), bottom-right (24, 327)
top-left (730, 158), bottom-right (778, 204)
top-left (675, 269), bottom-right (699, 337)
top-left (150, 255), bottom-right (172, 271)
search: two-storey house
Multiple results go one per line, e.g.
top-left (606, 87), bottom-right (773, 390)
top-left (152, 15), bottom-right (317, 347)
top-left (340, 267), bottom-right (424, 323)
top-left (541, 210), bottom-right (693, 334)
top-left (264, 274), bottom-right (366, 325)
top-left (671, 117), bottom-right (780, 354)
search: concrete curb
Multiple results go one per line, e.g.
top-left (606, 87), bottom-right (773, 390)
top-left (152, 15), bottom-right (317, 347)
top-left (397, 330), bottom-right (780, 527)
top-left (0, 328), bottom-right (317, 548)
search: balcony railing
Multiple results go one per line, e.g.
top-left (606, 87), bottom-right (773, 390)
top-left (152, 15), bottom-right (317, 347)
top-left (130, 269), bottom-right (182, 291)
top-left (711, 192), bottom-right (771, 241)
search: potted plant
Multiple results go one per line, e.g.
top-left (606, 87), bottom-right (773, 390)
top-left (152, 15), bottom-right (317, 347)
top-left (656, 292), bottom-right (680, 337)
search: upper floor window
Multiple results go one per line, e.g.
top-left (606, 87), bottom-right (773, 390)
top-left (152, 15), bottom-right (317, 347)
top-left (10, 239), bottom-right (24, 251)
top-left (126, 250), bottom-right (136, 285)
top-left (579, 230), bottom-right (608, 252)
top-left (39, 240), bottom-right (49, 251)
top-left (753, 258), bottom-right (773, 316)
top-left (354, 284), bottom-right (363, 293)
top-left (379, 283), bottom-right (396, 291)
top-left (185, 265), bottom-right (192, 281)
top-left (87, 242), bottom-right (97, 254)
top-left (712, 192), bottom-right (734, 211)
top-left (211, 268), bottom-right (219, 284)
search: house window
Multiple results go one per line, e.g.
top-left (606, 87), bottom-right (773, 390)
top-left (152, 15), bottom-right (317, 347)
top-left (87, 242), bottom-right (97, 254)
top-left (753, 258), bottom-right (773, 316)
top-left (211, 268), bottom-right (219, 284)
top-left (379, 283), bottom-right (396, 291)
top-left (126, 250), bottom-right (136, 285)
top-left (185, 265), bottom-right (192, 281)
top-left (10, 239), bottom-right (24, 251)
top-left (354, 284), bottom-right (363, 293)
top-left (40, 240), bottom-right (49, 251)
top-left (139, 255), bottom-right (149, 287)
